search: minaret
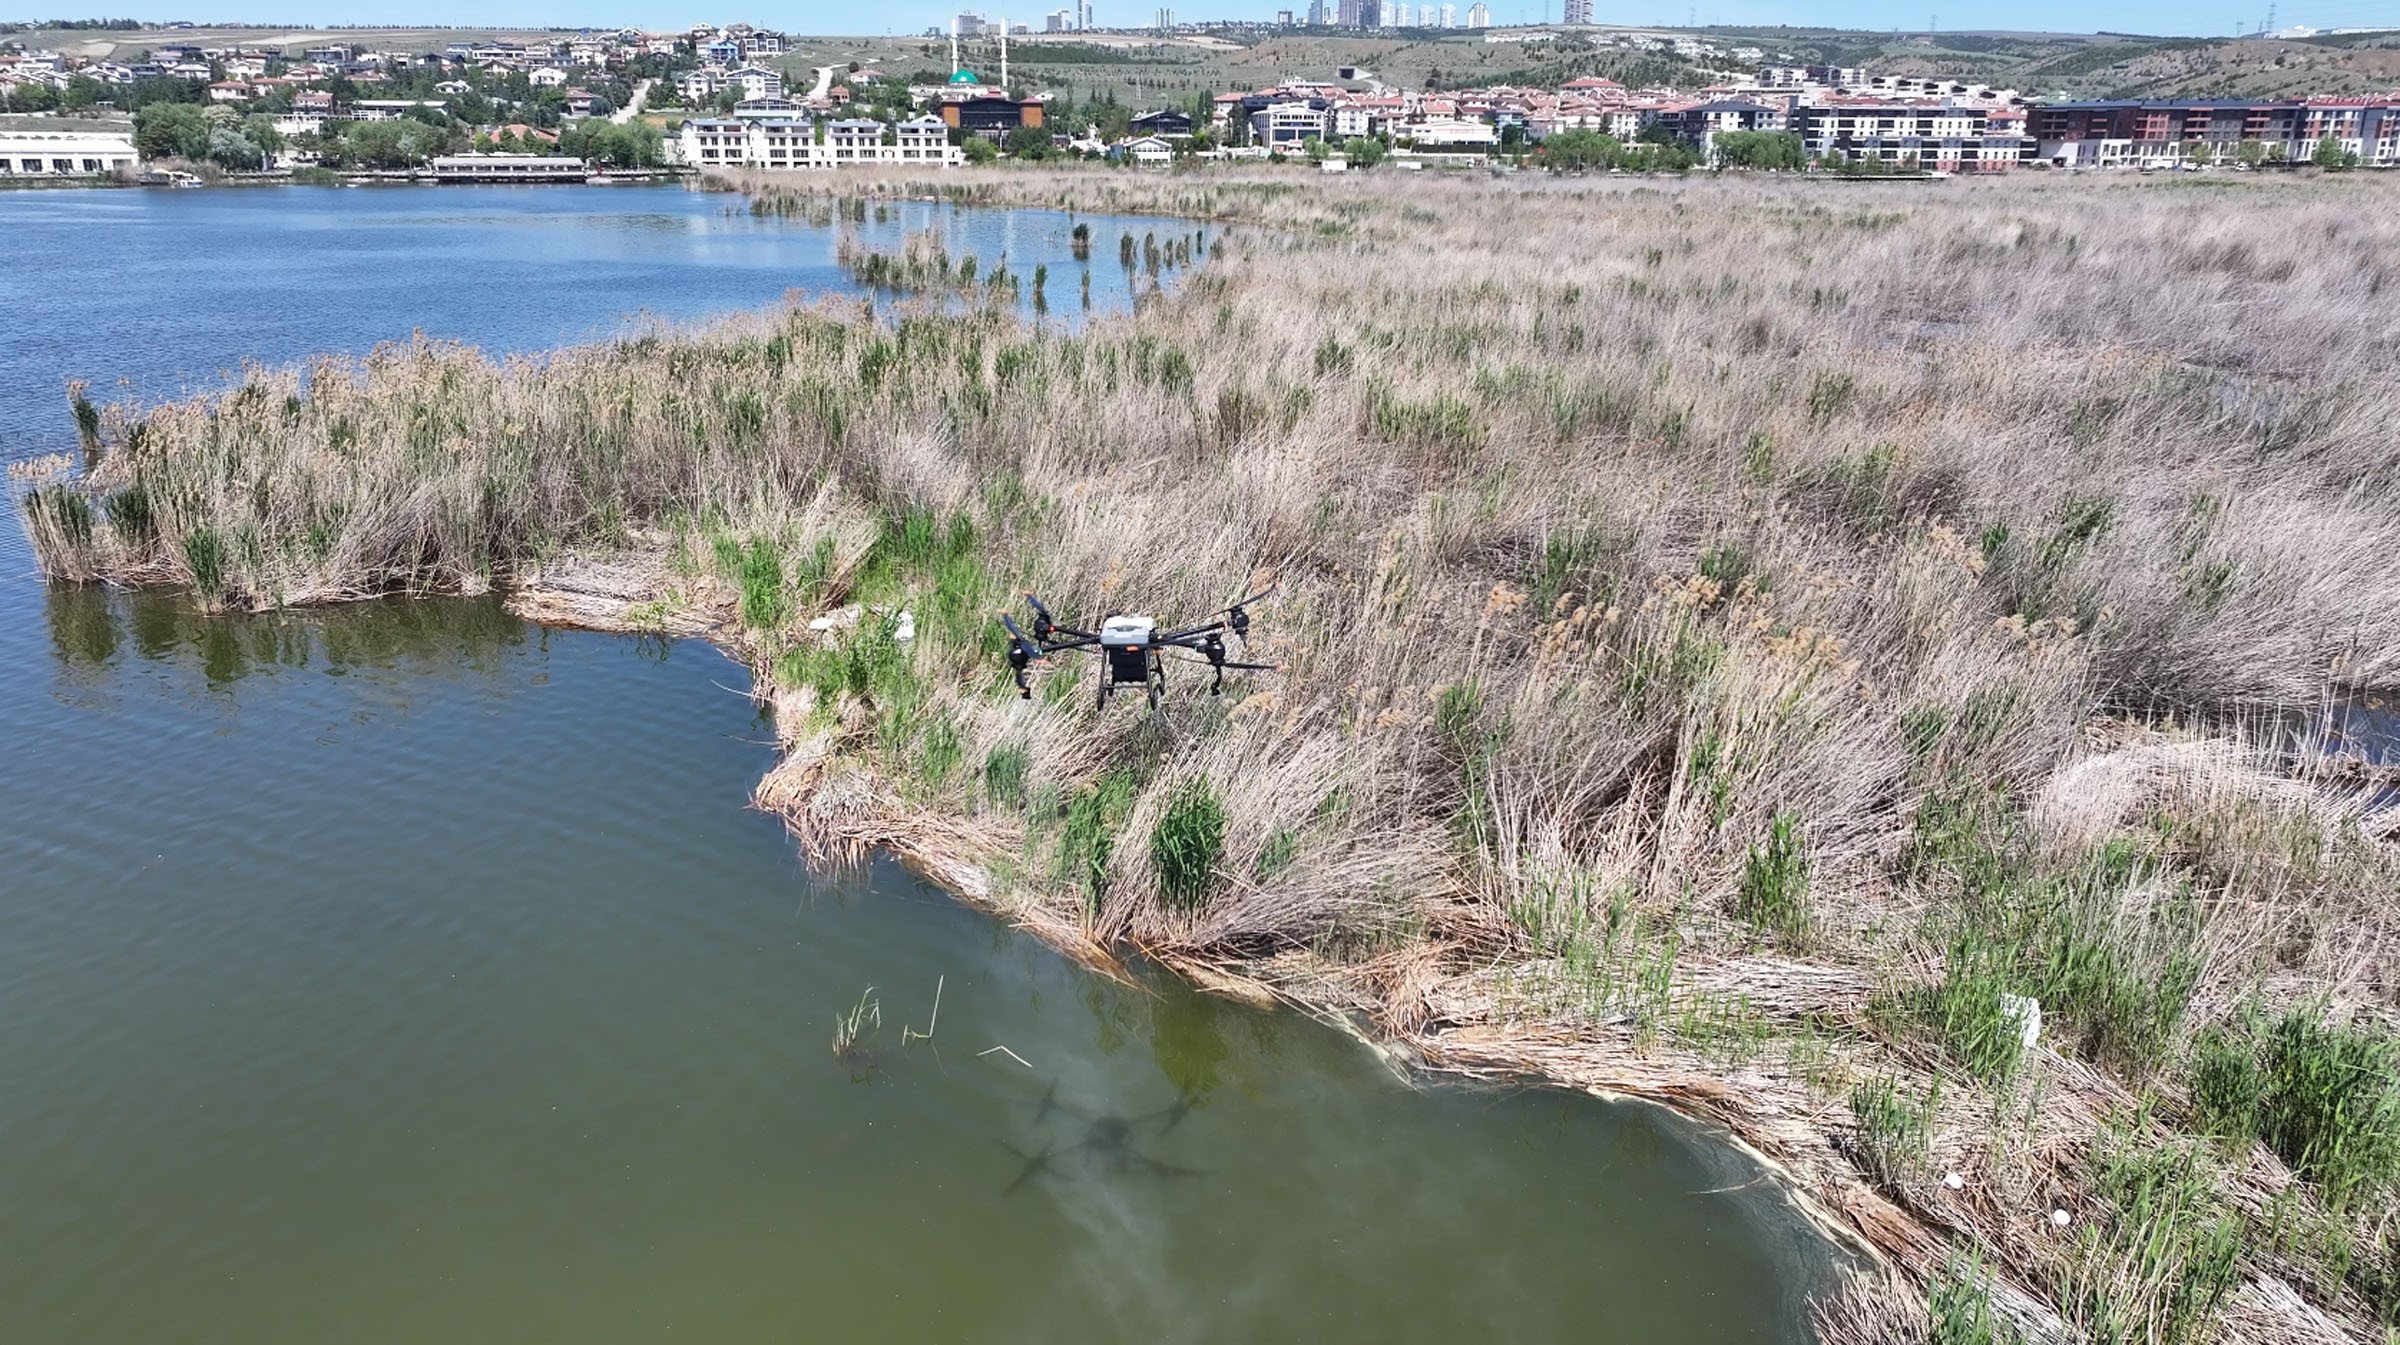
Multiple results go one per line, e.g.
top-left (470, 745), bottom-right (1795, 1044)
top-left (1000, 19), bottom-right (1009, 90)
top-left (950, 15), bottom-right (960, 77)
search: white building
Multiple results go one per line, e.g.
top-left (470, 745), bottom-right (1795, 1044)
top-left (1123, 134), bottom-right (1174, 164)
top-left (0, 129), bottom-right (138, 177)
top-left (729, 66), bottom-right (785, 100)
top-left (349, 99), bottom-right (446, 122)
top-left (676, 116), bottom-right (961, 169)
top-left (1251, 101), bottom-right (1330, 146)
top-left (1466, 2), bottom-right (1488, 26)
top-left (733, 97), bottom-right (806, 119)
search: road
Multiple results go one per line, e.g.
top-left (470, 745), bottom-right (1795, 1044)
top-left (609, 79), bottom-right (653, 125)
top-left (807, 65), bottom-right (835, 101)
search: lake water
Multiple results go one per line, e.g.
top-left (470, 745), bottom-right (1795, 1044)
top-left (1, 184), bottom-right (1837, 1343)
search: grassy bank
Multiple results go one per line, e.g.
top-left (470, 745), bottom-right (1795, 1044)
top-left (22, 165), bottom-right (2400, 1342)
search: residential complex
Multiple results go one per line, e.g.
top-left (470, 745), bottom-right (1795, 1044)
top-left (676, 115), bottom-right (960, 168)
top-left (6, 20), bottom-right (2400, 180)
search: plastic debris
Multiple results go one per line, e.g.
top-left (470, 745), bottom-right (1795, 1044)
top-left (1999, 993), bottom-right (2043, 1053)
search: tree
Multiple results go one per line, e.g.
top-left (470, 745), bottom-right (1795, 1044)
top-left (1342, 135), bottom-right (1385, 168)
top-left (962, 136), bottom-right (998, 164)
top-left (1300, 135), bottom-right (1328, 162)
top-left (2313, 134), bottom-right (2347, 169)
top-left (1712, 130), bottom-right (1805, 171)
top-left (328, 119), bottom-right (442, 170)
top-left (239, 113), bottom-right (283, 155)
top-left (1003, 123), bottom-right (1053, 159)
top-left (1538, 128), bottom-right (1620, 172)
top-left (134, 102), bottom-right (210, 162)
top-left (558, 119), bottom-right (664, 168)
top-left (3, 80), bottom-right (62, 112)
top-left (205, 126), bottom-right (263, 170)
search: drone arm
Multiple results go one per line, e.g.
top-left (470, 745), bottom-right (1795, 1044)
top-left (1022, 593), bottom-right (1098, 642)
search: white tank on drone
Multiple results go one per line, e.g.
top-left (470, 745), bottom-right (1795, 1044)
top-left (1099, 615), bottom-right (1155, 648)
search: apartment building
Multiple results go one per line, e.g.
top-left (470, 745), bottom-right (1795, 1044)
top-left (1795, 99), bottom-right (2027, 171)
top-left (676, 116), bottom-right (961, 169)
top-left (2027, 98), bottom-right (2400, 166)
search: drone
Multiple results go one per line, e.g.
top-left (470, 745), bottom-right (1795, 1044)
top-left (999, 587), bottom-right (1277, 709)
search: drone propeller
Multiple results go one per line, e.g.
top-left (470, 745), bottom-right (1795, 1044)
top-left (999, 613), bottom-right (1040, 698)
top-left (1223, 585), bottom-right (1274, 639)
top-left (1023, 593), bottom-right (1055, 641)
top-left (1160, 585), bottom-right (1275, 644)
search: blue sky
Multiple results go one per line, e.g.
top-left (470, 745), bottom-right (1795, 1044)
top-left (147, 1), bottom-right (2390, 40)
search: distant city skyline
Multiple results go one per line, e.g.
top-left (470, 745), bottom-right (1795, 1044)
top-left (59, 1), bottom-right (2375, 41)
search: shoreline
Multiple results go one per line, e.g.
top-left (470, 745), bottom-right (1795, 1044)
top-left (21, 165), bottom-right (2400, 1344)
top-left (502, 546), bottom-right (1901, 1280)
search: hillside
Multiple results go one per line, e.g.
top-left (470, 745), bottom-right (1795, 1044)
top-left (788, 25), bottom-right (2400, 103)
top-left (11, 20), bottom-right (2398, 103)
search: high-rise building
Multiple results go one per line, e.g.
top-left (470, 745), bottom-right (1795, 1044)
top-left (1078, 0), bottom-right (1094, 27)
top-left (1154, 5), bottom-right (1173, 29)
top-left (1046, 8), bottom-right (1071, 28)
top-left (1337, 0), bottom-right (1360, 22)
top-left (1563, 0), bottom-right (1591, 21)
top-left (1277, 8), bottom-right (1294, 21)
top-left (1466, 0), bottom-right (1488, 24)
top-left (1308, 0), bottom-right (1326, 19)
top-left (1390, 1), bottom-right (1409, 23)
top-left (955, 10), bottom-right (989, 36)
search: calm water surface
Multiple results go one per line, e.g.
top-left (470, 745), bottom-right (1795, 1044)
top-left (1, 185), bottom-right (1836, 1343)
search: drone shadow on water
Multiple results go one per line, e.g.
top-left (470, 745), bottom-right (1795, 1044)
top-left (997, 1078), bottom-right (1207, 1195)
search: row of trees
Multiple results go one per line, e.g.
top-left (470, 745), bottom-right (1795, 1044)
top-left (1536, 127), bottom-right (1701, 173)
top-left (132, 97), bottom-right (664, 172)
top-left (133, 102), bottom-right (281, 169)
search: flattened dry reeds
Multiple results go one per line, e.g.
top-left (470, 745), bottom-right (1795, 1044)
top-left (26, 166), bottom-right (2400, 1340)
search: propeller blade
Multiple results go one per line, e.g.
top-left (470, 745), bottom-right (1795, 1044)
top-left (1000, 612), bottom-right (1039, 654)
top-left (1023, 592), bottom-right (1058, 640)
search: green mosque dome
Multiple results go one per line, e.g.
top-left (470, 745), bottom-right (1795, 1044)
top-left (948, 69), bottom-right (979, 84)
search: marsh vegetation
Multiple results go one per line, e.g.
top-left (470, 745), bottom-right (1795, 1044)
top-left (23, 165), bottom-right (2400, 1342)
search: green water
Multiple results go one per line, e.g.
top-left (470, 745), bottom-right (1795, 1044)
top-left (0, 186), bottom-right (1838, 1343)
top-left (1, 591), bottom-right (1836, 1343)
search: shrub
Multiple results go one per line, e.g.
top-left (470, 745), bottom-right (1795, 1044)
top-left (1934, 930), bottom-right (2027, 1085)
top-left (983, 743), bottom-right (1029, 810)
top-left (736, 539), bottom-right (787, 630)
top-left (1929, 1251), bottom-right (2022, 1345)
top-left (2187, 1018), bottom-right (2265, 1144)
top-left (1734, 811), bottom-right (1812, 948)
top-left (183, 527), bottom-right (225, 599)
top-left (1848, 1072), bottom-right (1937, 1192)
top-left (2065, 1128), bottom-right (2241, 1345)
top-left (1151, 776), bottom-right (1227, 914)
top-left (1060, 768), bottom-right (1137, 906)
top-left (2258, 1009), bottom-right (2400, 1209)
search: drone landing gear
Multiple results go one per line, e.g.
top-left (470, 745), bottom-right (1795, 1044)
top-left (1095, 653), bottom-right (1167, 709)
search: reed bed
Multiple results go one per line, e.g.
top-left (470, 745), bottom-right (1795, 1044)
top-left (26, 165), bottom-right (2400, 1340)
